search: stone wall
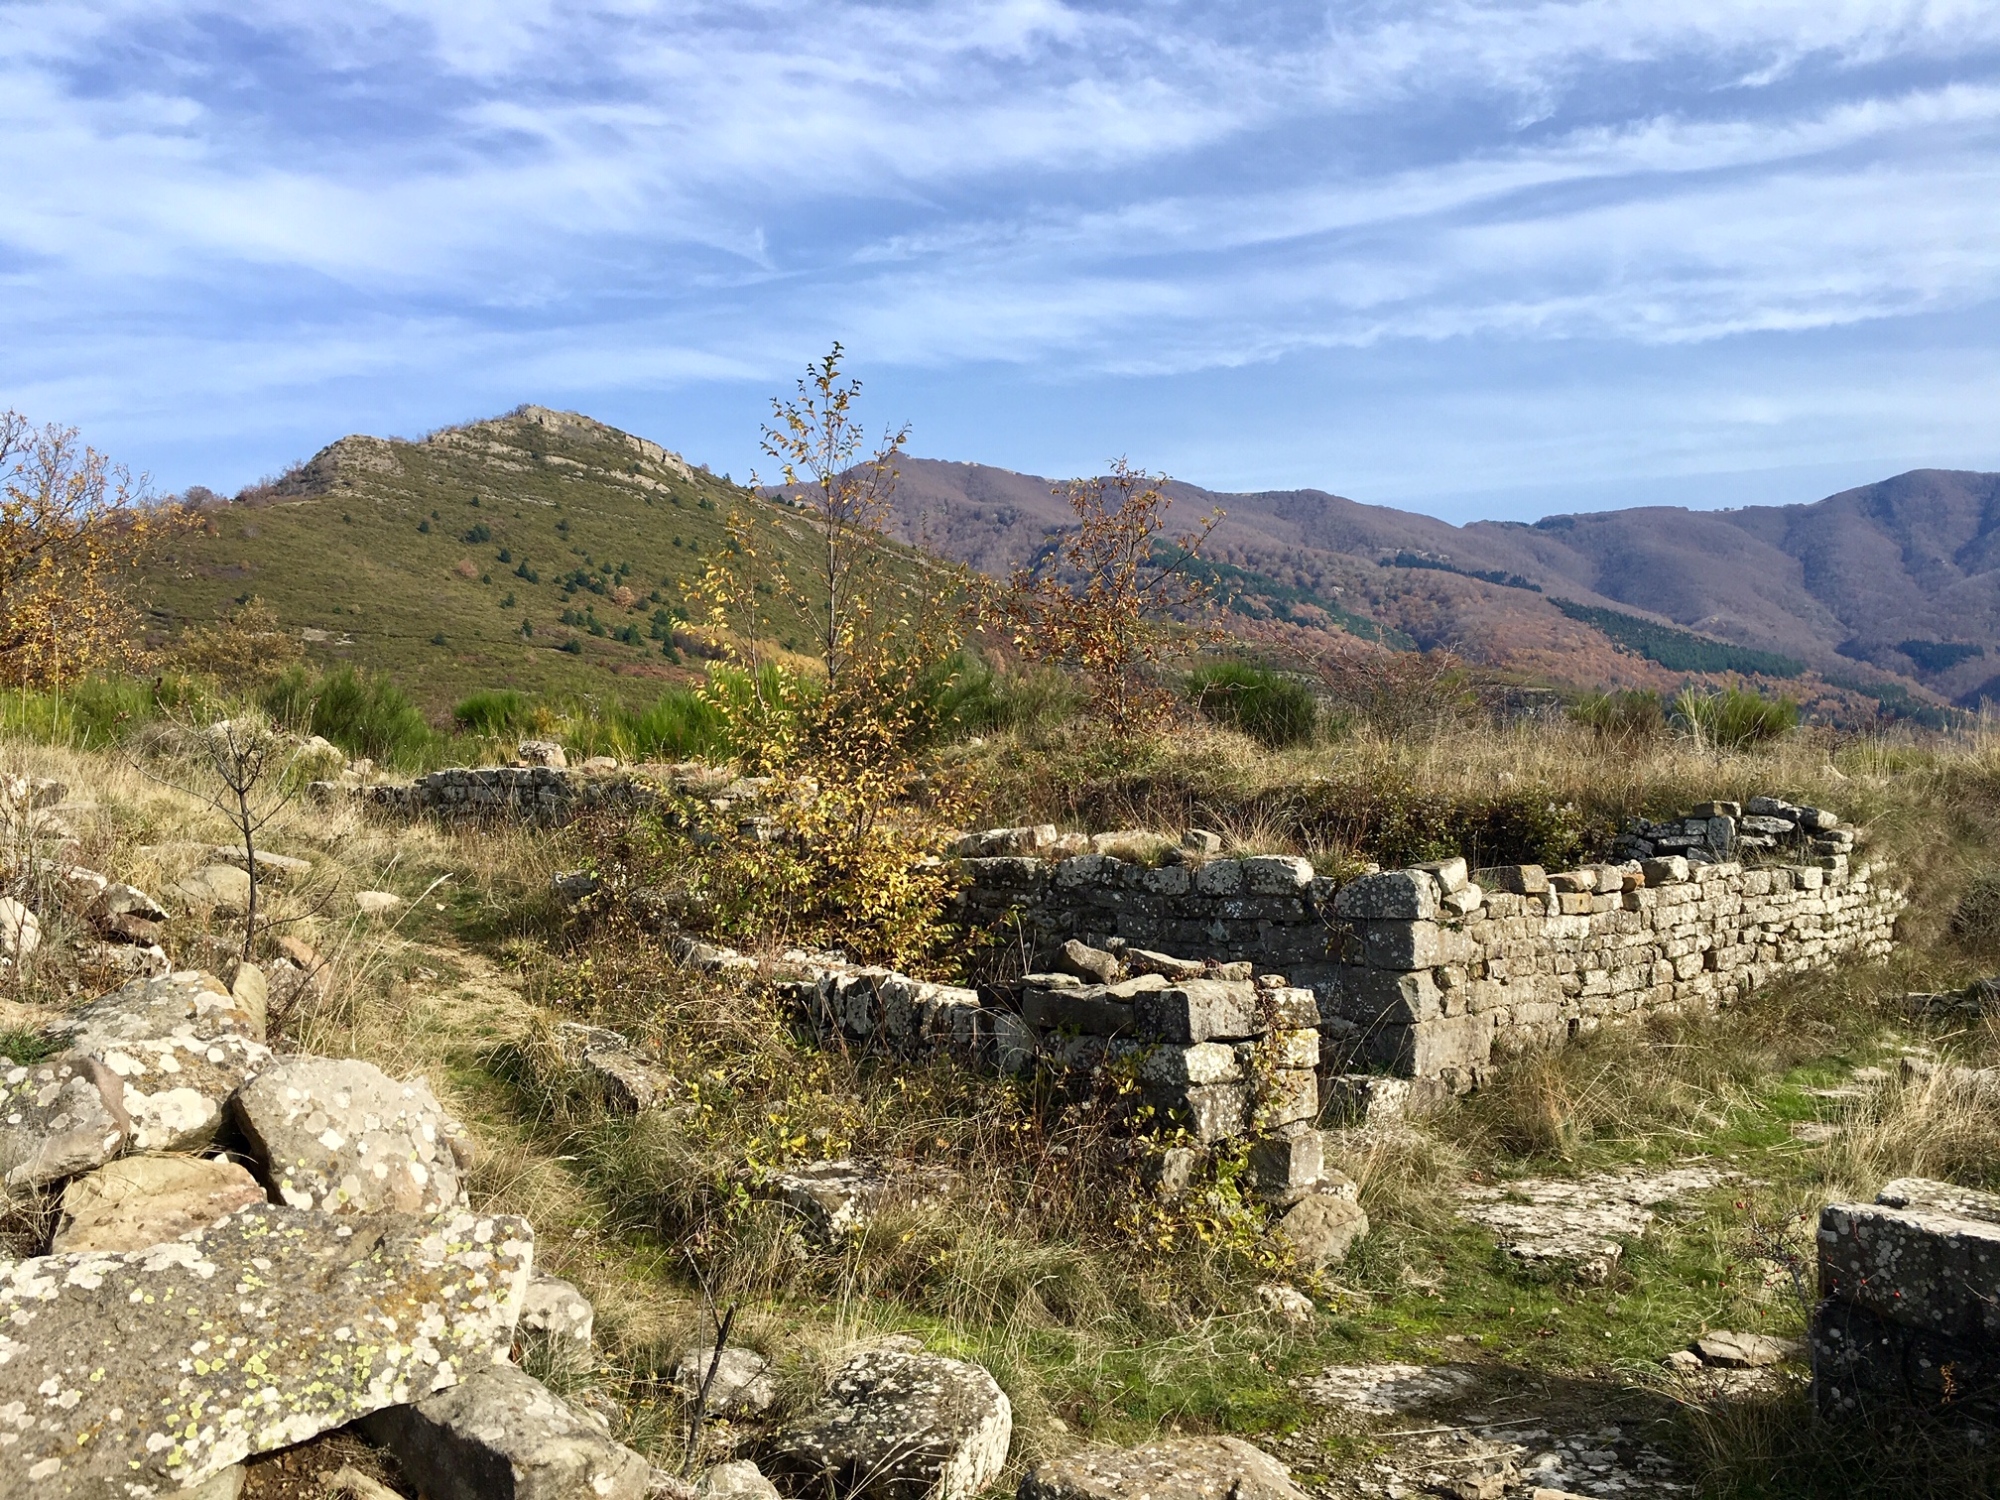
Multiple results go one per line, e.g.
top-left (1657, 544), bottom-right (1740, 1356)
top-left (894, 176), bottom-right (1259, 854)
top-left (347, 765), bottom-right (649, 822)
top-left (958, 814), bottom-right (1904, 1090)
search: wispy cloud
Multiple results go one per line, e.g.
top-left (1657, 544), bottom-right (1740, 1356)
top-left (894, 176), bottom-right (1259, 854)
top-left (3, 1), bottom-right (1999, 496)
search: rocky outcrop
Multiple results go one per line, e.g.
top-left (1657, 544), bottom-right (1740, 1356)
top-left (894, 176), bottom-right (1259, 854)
top-left (1019, 1436), bottom-right (1308, 1500)
top-left (362, 1363), bottom-right (652, 1500)
top-left (0, 1205), bottom-right (532, 1495)
top-left (232, 1056), bottom-right (473, 1216)
top-left (772, 1343), bottom-right (1012, 1500)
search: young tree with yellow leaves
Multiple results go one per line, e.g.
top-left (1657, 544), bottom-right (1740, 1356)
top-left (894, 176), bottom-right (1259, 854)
top-left (1002, 458), bottom-right (1222, 736)
top-left (0, 413), bottom-right (161, 687)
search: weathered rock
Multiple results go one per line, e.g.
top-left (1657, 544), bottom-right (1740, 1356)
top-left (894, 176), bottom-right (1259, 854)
top-left (555, 1022), bottom-right (672, 1112)
top-left (1255, 1283), bottom-right (1315, 1324)
top-left (0, 896), bottom-right (40, 959)
top-left (697, 1460), bottom-right (780, 1500)
top-left (0, 1054), bottom-right (129, 1190)
top-left (773, 1344), bottom-right (1011, 1500)
top-left (1020, 1436), bottom-right (1307, 1500)
top-left (354, 890), bottom-right (404, 915)
top-left (1456, 1165), bottom-right (1731, 1283)
top-left (170, 863), bottom-right (255, 914)
top-left (765, 1159), bottom-right (957, 1238)
top-left (1275, 1193), bottom-right (1369, 1267)
top-left (517, 739), bottom-right (568, 769)
top-left (672, 1343), bottom-right (778, 1416)
top-left (229, 961), bottom-right (269, 1038)
top-left (1333, 870), bottom-right (1437, 921)
top-left (232, 1055), bottom-right (471, 1216)
top-left (363, 1362), bottom-right (650, 1500)
top-left (1055, 939), bottom-right (1121, 985)
top-left (0, 1204), bottom-right (532, 1494)
top-left (50, 1153), bottom-right (268, 1252)
top-left (1694, 1330), bottom-right (1800, 1368)
top-left (44, 970), bottom-right (270, 1153)
top-left (518, 1270), bottom-right (596, 1347)
top-left (100, 910), bottom-right (164, 946)
top-left (210, 845), bottom-right (314, 882)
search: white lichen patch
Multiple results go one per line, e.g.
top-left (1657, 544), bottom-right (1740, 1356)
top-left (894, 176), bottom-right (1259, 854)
top-left (0, 1204), bottom-right (529, 1495)
top-left (1456, 1164), bottom-right (1734, 1281)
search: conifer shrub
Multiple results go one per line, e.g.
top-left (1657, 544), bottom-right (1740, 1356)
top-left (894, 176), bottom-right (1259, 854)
top-left (1189, 662), bottom-right (1318, 747)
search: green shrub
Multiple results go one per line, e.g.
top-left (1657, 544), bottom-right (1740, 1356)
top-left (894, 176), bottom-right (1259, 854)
top-left (263, 666), bottom-right (436, 765)
top-left (1189, 662), bottom-right (1318, 748)
top-left (455, 689), bottom-right (536, 737)
top-left (0, 675), bottom-right (208, 748)
top-left (1671, 687), bottom-right (1800, 750)
top-left (626, 688), bottom-right (727, 761)
top-left (1952, 872), bottom-right (2000, 951)
top-left (1570, 689), bottom-right (1666, 741)
top-left (938, 658), bottom-right (1086, 737)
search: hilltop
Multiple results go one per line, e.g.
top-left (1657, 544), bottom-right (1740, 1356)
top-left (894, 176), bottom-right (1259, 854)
top-left (137, 407), bottom-right (798, 712)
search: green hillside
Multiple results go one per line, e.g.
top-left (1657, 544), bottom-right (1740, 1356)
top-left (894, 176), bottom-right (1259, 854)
top-left (137, 407), bottom-right (847, 714)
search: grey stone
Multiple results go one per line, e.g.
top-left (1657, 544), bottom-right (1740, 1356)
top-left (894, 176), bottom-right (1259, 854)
top-left (1255, 1283), bottom-right (1315, 1324)
top-left (1473, 864), bottom-right (1547, 896)
top-left (210, 846), bottom-right (313, 882)
top-left (364, 1363), bottom-right (650, 1500)
top-left (519, 1271), bottom-right (596, 1347)
top-left (229, 961), bottom-right (269, 1039)
top-left (170, 863), bottom-right (254, 914)
top-left (93, 879), bottom-right (168, 924)
top-left (0, 897), bottom-right (40, 959)
top-left (1818, 1192), bottom-right (2000, 1340)
top-left (765, 1159), bottom-right (956, 1237)
top-left (354, 889), bottom-right (404, 915)
top-left (0, 1205), bottom-right (532, 1494)
top-left (1019, 1436), bottom-right (1307, 1500)
top-left (1694, 1330), bottom-right (1801, 1368)
top-left (1182, 829), bottom-right (1223, 856)
top-left (1242, 855), bottom-right (1314, 894)
top-left (1021, 989), bottom-right (1136, 1037)
top-left (697, 1460), bottom-right (780, 1500)
top-left (232, 1055), bottom-right (472, 1216)
top-left (1333, 870), bottom-right (1437, 921)
top-left (517, 739), bottom-right (568, 768)
top-left (1276, 1194), bottom-right (1369, 1266)
top-left (1875, 1176), bottom-right (2000, 1224)
top-left (1459, 1164), bottom-right (1732, 1283)
top-left (672, 1344), bottom-right (778, 1416)
top-left (1248, 1131), bottom-right (1325, 1204)
top-left (0, 1053), bottom-right (129, 1191)
top-left (1416, 857), bottom-right (1469, 894)
top-left (46, 970), bottom-right (271, 1153)
top-left (1641, 856), bottom-right (1690, 886)
top-left (1134, 979), bottom-right (1261, 1043)
top-left (1055, 939), bottom-right (1121, 985)
top-left (773, 1345), bottom-right (1011, 1500)
top-left (51, 1153), bottom-right (267, 1253)
top-left (556, 1023), bottom-right (672, 1112)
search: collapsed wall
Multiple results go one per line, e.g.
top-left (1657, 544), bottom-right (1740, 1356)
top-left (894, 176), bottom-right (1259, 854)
top-left (958, 805), bottom-right (1904, 1091)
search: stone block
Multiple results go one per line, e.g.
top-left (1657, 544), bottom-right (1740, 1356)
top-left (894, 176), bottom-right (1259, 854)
top-left (1332, 965), bottom-right (1442, 1025)
top-left (1146, 1080), bottom-right (1251, 1142)
top-left (1276, 1194), bottom-right (1369, 1267)
top-left (1641, 856), bottom-right (1690, 885)
top-left (1242, 855), bottom-right (1314, 893)
top-left (1416, 856), bottom-right (1469, 893)
top-left (1359, 919), bottom-right (1447, 969)
top-left (51, 1153), bottom-right (267, 1253)
top-left (1333, 870), bottom-right (1437, 921)
top-left (1248, 1131), bottom-right (1324, 1202)
top-left (1193, 860), bottom-right (1243, 895)
top-left (1135, 979), bottom-right (1261, 1043)
top-left (1138, 1042), bottom-right (1243, 1087)
top-left (1818, 1194), bottom-right (2000, 1341)
top-left (1254, 1069), bottom-right (1319, 1130)
top-left (1023, 989), bottom-right (1136, 1036)
top-left (1474, 864), bottom-right (1549, 896)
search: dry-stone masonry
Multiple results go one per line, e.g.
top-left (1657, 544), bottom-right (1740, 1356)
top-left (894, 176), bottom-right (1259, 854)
top-left (1812, 1176), bottom-right (2000, 1419)
top-left (347, 753), bottom-right (762, 826)
top-left (957, 797), bottom-right (1903, 1093)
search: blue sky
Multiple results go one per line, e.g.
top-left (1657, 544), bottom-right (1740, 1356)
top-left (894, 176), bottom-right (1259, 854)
top-left (6, 1), bottom-right (2000, 521)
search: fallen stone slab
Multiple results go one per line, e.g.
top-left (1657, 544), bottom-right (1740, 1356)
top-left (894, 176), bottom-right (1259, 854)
top-left (363, 1363), bottom-right (651, 1500)
top-left (0, 1204), bottom-right (532, 1495)
top-left (555, 1022), bottom-right (673, 1112)
top-left (1294, 1363), bottom-right (1479, 1414)
top-left (1456, 1164), bottom-right (1731, 1282)
top-left (772, 1343), bottom-right (1011, 1500)
top-left (44, 969), bottom-right (271, 1153)
top-left (1019, 1436), bottom-right (1307, 1500)
top-left (210, 845), bottom-right (314, 882)
top-left (0, 1054), bottom-right (129, 1191)
top-left (50, 1153), bottom-right (268, 1253)
top-left (672, 1343), bottom-right (778, 1416)
top-left (0, 895), bottom-right (41, 959)
top-left (170, 863), bottom-right (255, 914)
top-left (763, 1159), bottom-right (957, 1238)
top-left (1694, 1330), bottom-right (1803, 1368)
top-left (232, 1055), bottom-right (472, 1216)
top-left (518, 1270), bottom-right (596, 1348)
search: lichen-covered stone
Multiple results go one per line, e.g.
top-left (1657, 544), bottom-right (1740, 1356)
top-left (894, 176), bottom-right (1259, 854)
top-left (1275, 1194), bottom-right (1369, 1267)
top-left (362, 1363), bottom-right (651, 1500)
top-left (773, 1344), bottom-right (1011, 1500)
top-left (1019, 1436), bottom-right (1307, 1500)
top-left (0, 1054), bottom-right (128, 1190)
top-left (518, 1270), bottom-right (595, 1348)
top-left (764, 1159), bottom-right (958, 1238)
top-left (51, 1153), bottom-right (267, 1253)
top-left (232, 1056), bottom-right (472, 1216)
top-left (44, 970), bottom-right (271, 1153)
top-left (0, 1204), bottom-right (532, 1495)
top-left (672, 1344), bottom-right (777, 1416)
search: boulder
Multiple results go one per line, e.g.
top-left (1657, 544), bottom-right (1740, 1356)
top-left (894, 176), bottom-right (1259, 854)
top-left (50, 1153), bottom-right (268, 1253)
top-left (92, 881), bottom-right (166, 925)
top-left (517, 740), bottom-right (568, 769)
top-left (232, 1055), bottom-right (472, 1215)
top-left (697, 1460), bottom-right (781, 1500)
top-left (0, 1055), bottom-right (129, 1190)
top-left (1055, 939), bottom-right (1121, 986)
top-left (556, 1022), bottom-right (672, 1112)
top-left (672, 1343), bottom-right (778, 1416)
top-left (773, 1344), bottom-right (1011, 1500)
top-left (170, 863), bottom-right (255, 915)
top-left (0, 895), bottom-right (40, 959)
top-left (1275, 1194), bottom-right (1369, 1267)
top-left (363, 1363), bottom-right (651, 1500)
top-left (1693, 1330), bottom-right (1801, 1368)
top-left (1019, 1436), bottom-right (1307, 1500)
top-left (1255, 1283), bottom-right (1314, 1324)
top-left (0, 1204), bottom-right (532, 1494)
top-left (518, 1270), bottom-right (596, 1348)
top-left (44, 970), bottom-right (269, 1152)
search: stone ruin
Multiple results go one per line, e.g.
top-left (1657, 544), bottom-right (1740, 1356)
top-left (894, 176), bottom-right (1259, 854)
top-left (956, 796), bottom-right (1903, 1101)
top-left (1813, 1177), bottom-right (2000, 1420)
